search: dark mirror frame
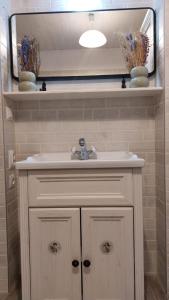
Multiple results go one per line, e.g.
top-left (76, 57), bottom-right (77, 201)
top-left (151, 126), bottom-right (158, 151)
top-left (9, 7), bottom-right (156, 82)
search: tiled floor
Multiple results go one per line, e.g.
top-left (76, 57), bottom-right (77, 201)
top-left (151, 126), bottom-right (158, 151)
top-left (0, 291), bottom-right (20, 300)
top-left (145, 277), bottom-right (166, 300)
top-left (0, 294), bottom-right (7, 300)
top-left (0, 277), bottom-right (166, 300)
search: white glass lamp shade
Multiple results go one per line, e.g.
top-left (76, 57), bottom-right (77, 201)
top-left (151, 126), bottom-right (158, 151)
top-left (79, 30), bottom-right (107, 48)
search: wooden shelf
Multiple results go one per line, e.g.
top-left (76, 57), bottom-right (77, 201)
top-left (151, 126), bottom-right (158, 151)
top-left (3, 87), bottom-right (163, 101)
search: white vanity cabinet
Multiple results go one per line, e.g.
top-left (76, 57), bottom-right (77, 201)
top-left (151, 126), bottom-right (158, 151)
top-left (29, 207), bottom-right (134, 300)
top-left (18, 168), bottom-right (144, 300)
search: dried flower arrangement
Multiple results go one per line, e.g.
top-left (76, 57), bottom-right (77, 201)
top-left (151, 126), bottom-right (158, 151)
top-left (18, 35), bottom-right (41, 77)
top-left (118, 32), bottom-right (150, 72)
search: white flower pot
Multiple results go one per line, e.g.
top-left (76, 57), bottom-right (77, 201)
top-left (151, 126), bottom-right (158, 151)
top-left (130, 66), bottom-right (149, 88)
top-left (19, 71), bottom-right (37, 92)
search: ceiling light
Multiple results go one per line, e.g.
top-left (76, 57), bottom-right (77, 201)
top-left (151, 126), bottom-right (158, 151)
top-left (63, 0), bottom-right (102, 11)
top-left (79, 29), bottom-right (107, 48)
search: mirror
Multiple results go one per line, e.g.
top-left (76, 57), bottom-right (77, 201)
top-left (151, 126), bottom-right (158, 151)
top-left (9, 8), bottom-right (156, 81)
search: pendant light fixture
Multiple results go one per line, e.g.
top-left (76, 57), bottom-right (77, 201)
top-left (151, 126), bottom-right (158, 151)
top-left (79, 13), bottom-right (107, 48)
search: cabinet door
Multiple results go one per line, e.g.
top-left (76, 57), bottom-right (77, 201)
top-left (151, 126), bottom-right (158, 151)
top-left (29, 208), bottom-right (81, 300)
top-left (81, 207), bottom-right (134, 300)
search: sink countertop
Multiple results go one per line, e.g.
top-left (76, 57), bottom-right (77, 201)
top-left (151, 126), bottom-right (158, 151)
top-left (15, 152), bottom-right (145, 170)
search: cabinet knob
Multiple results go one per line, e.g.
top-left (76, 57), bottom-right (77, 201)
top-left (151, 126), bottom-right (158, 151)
top-left (49, 241), bottom-right (61, 254)
top-left (72, 260), bottom-right (80, 268)
top-left (101, 241), bottom-right (113, 253)
top-left (83, 259), bottom-right (91, 268)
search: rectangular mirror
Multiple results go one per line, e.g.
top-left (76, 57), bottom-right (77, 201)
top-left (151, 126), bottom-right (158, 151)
top-left (9, 8), bottom-right (156, 81)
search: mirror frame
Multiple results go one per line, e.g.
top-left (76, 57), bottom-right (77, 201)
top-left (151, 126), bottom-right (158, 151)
top-left (9, 7), bottom-right (156, 81)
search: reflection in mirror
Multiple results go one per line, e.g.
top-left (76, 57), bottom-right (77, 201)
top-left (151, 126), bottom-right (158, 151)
top-left (10, 8), bottom-right (156, 80)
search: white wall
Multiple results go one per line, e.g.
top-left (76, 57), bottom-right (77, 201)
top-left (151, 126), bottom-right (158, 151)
top-left (11, 0), bottom-right (154, 13)
top-left (40, 48), bottom-right (126, 76)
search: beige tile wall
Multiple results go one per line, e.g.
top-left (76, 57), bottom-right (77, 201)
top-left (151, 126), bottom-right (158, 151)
top-left (155, 92), bottom-right (166, 291)
top-left (0, 100), bottom-right (8, 295)
top-left (3, 97), bottom-right (19, 292)
top-left (154, 0), bottom-right (166, 294)
top-left (0, 0), bottom-right (19, 295)
top-left (165, 0), bottom-right (169, 296)
top-left (0, 0), bottom-right (9, 294)
top-left (155, 0), bottom-right (169, 297)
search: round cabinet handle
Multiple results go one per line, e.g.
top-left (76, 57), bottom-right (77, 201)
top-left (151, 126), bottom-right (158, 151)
top-left (83, 259), bottom-right (91, 268)
top-left (72, 260), bottom-right (80, 268)
top-left (49, 241), bottom-right (61, 254)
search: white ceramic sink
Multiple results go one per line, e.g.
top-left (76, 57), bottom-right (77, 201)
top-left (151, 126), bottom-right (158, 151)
top-left (15, 151), bottom-right (144, 169)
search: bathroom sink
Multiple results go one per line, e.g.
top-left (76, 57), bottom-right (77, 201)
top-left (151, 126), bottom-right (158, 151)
top-left (15, 151), bottom-right (144, 169)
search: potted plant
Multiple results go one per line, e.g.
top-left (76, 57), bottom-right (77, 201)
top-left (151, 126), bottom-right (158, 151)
top-left (119, 32), bottom-right (150, 88)
top-left (18, 35), bottom-right (40, 91)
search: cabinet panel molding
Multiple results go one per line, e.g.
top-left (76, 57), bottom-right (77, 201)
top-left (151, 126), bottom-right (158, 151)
top-left (29, 208), bottom-right (81, 300)
top-left (28, 169), bottom-right (133, 207)
top-left (81, 207), bottom-right (134, 300)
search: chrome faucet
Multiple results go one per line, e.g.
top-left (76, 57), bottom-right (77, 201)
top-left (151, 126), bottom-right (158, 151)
top-left (71, 138), bottom-right (97, 160)
top-left (78, 138), bottom-right (89, 160)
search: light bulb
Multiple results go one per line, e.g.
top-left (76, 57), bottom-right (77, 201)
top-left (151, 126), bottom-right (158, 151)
top-left (79, 30), bottom-right (107, 48)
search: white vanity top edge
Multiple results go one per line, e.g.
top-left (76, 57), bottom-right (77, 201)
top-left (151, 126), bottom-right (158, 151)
top-left (15, 151), bottom-right (145, 169)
